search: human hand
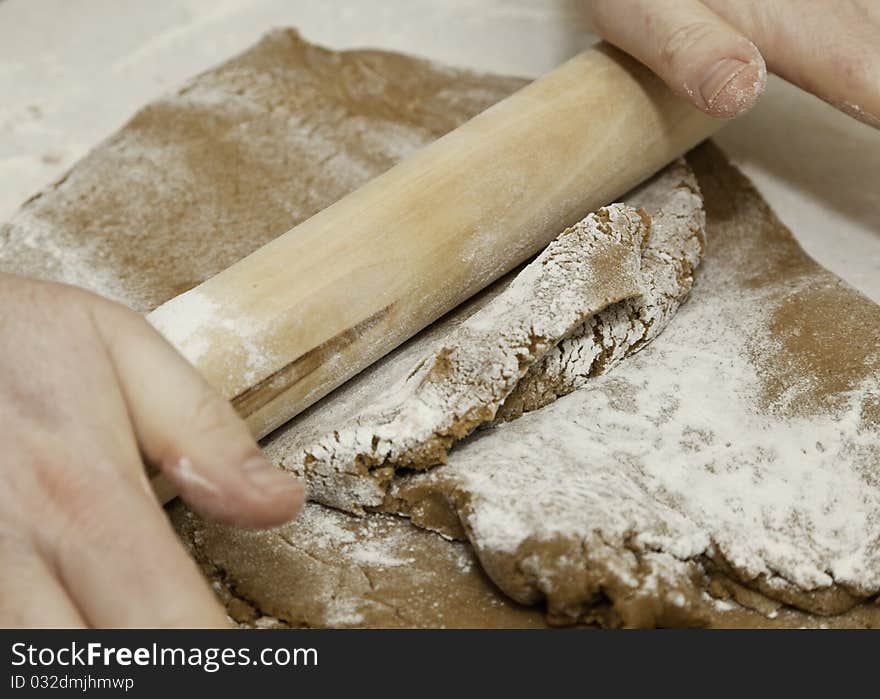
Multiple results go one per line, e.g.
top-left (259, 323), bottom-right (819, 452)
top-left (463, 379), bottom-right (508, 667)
top-left (0, 274), bottom-right (305, 628)
top-left (584, 0), bottom-right (880, 127)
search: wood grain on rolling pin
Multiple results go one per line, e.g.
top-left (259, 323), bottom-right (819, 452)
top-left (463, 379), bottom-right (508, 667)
top-left (148, 43), bottom-right (722, 442)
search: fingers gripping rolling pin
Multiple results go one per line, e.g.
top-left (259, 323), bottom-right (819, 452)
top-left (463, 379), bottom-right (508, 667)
top-left (148, 44), bottom-right (721, 502)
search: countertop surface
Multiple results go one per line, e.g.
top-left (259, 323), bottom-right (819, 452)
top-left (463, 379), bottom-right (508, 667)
top-left (1, 0), bottom-right (878, 301)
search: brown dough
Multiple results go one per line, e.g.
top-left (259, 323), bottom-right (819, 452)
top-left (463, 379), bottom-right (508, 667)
top-left (266, 159), bottom-right (705, 513)
top-left (2, 30), bottom-right (877, 628)
top-left (0, 29), bottom-right (525, 311)
top-left (171, 501), bottom-right (880, 629)
top-left (388, 143), bottom-right (880, 626)
top-left (170, 502), bottom-right (546, 629)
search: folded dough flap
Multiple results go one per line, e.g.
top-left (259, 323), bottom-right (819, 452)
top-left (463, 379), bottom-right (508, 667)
top-left (267, 159), bottom-right (706, 513)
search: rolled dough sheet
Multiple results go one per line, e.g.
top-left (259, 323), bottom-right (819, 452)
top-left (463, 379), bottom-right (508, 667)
top-left (170, 501), bottom-right (880, 630)
top-left (389, 144), bottom-right (880, 626)
top-left (0, 29), bottom-right (525, 312)
top-left (170, 501), bottom-right (546, 629)
top-left (2, 30), bottom-right (877, 627)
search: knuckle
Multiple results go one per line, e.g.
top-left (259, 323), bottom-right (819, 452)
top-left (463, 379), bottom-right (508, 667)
top-left (40, 460), bottom-right (137, 549)
top-left (36, 279), bottom-right (95, 311)
top-left (30, 450), bottom-right (92, 508)
top-left (660, 21), bottom-right (721, 68)
top-left (86, 293), bottom-right (143, 334)
top-left (0, 520), bottom-right (35, 562)
top-left (52, 483), bottom-right (139, 566)
top-left (4, 277), bottom-right (78, 323)
top-left (53, 474), bottom-right (115, 539)
top-left (831, 50), bottom-right (873, 90)
top-left (581, 0), bottom-right (613, 34)
top-left (20, 279), bottom-right (118, 338)
top-left (96, 294), bottom-right (141, 323)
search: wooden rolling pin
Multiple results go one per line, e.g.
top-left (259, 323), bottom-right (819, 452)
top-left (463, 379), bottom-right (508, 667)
top-left (149, 43), bottom-right (721, 486)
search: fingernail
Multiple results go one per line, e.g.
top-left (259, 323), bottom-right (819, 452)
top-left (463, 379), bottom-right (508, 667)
top-left (241, 456), bottom-right (301, 496)
top-left (699, 57), bottom-right (766, 118)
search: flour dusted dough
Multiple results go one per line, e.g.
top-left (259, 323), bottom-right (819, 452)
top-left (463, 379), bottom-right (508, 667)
top-left (266, 180), bottom-right (700, 510)
top-left (170, 500), bottom-right (880, 630)
top-left (3, 30), bottom-right (878, 628)
top-left (0, 29), bottom-right (524, 312)
top-left (390, 145), bottom-right (880, 626)
top-left (265, 159), bottom-right (705, 511)
top-left (496, 160), bottom-right (705, 421)
top-left (171, 501), bottom-right (545, 629)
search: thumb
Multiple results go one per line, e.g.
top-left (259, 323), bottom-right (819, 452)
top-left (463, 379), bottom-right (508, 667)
top-left (92, 299), bottom-right (305, 529)
top-left (703, 0), bottom-right (880, 129)
top-left (585, 0), bottom-right (767, 118)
